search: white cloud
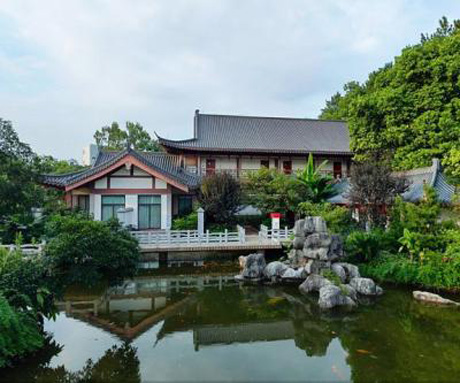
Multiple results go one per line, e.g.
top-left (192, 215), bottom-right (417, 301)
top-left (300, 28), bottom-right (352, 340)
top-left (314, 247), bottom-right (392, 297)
top-left (0, 0), bottom-right (458, 159)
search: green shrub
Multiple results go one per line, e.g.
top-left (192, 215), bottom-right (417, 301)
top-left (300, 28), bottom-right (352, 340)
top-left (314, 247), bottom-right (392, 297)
top-left (44, 213), bottom-right (140, 286)
top-left (172, 211), bottom-right (198, 230)
top-left (360, 251), bottom-right (460, 290)
top-left (345, 230), bottom-right (384, 263)
top-left (0, 294), bottom-right (44, 368)
top-left (0, 248), bottom-right (54, 318)
top-left (297, 202), bottom-right (356, 235)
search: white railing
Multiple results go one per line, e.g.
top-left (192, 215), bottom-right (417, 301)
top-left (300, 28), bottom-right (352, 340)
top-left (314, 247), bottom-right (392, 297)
top-left (259, 225), bottom-right (293, 243)
top-left (132, 226), bottom-right (246, 246)
top-left (0, 242), bottom-right (45, 256)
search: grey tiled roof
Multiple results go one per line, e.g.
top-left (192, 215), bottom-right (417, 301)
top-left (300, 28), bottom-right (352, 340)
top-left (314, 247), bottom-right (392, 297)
top-left (327, 159), bottom-right (456, 205)
top-left (42, 148), bottom-right (200, 189)
top-left (158, 112), bottom-right (352, 155)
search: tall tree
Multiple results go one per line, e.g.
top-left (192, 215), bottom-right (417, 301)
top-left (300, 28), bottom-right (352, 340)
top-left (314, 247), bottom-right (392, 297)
top-left (94, 121), bottom-right (159, 151)
top-left (320, 17), bottom-right (460, 176)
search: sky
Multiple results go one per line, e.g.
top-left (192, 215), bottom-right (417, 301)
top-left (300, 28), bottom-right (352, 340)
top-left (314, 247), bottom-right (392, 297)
top-left (1, 0), bottom-right (459, 160)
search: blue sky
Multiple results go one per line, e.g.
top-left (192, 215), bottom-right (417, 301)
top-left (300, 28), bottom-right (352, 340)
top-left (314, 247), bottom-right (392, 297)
top-left (1, 0), bottom-right (459, 160)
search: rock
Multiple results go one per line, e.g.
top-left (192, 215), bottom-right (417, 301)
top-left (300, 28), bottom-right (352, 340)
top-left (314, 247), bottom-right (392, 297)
top-left (318, 285), bottom-right (356, 309)
top-left (331, 263), bottom-right (347, 283)
top-left (350, 277), bottom-right (383, 296)
top-left (304, 260), bottom-right (331, 275)
top-left (299, 274), bottom-right (333, 294)
top-left (413, 291), bottom-right (460, 306)
top-left (293, 236), bottom-right (306, 250)
top-left (327, 235), bottom-right (344, 261)
top-left (281, 267), bottom-right (306, 280)
top-left (293, 219), bottom-right (306, 237)
top-left (288, 249), bottom-right (307, 267)
top-left (238, 256), bottom-right (246, 269)
top-left (341, 284), bottom-right (358, 301)
top-left (303, 233), bottom-right (332, 261)
top-left (335, 262), bottom-right (360, 282)
top-left (304, 216), bottom-right (328, 234)
top-left (241, 253), bottom-right (266, 280)
top-left (264, 261), bottom-right (289, 279)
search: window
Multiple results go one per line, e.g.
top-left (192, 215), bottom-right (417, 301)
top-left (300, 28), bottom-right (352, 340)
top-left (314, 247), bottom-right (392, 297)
top-left (138, 195), bottom-right (161, 229)
top-left (260, 160), bottom-right (269, 169)
top-left (101, 195), bottom-right (125, 221)
top-left (178, 195), bottom-right (193, 216)
top-left (76, 195), bottom-right (89, 212)
top-left (283, 161), bottom-right (292, 174)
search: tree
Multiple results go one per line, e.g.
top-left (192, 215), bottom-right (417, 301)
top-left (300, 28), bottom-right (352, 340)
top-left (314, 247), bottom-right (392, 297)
top-left (320, 18), bottom-right (460, 176)
top-left (296, 154), bottom-right (338, 203)
top-left (38, 156), bottom-right (86, 175)
top-left (348, 160), bottom-right (408, 228)
top-left (94, 121), bottom-right (159, 151)
top-left (245, 168), bottom-right (311, 220)
top-left (197, 172), bottom-right (242, 225)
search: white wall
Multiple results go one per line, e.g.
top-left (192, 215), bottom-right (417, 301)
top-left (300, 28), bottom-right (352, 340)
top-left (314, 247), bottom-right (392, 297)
top-left (110, 177), bottom-right (153, 189)
top-left (94, 177), bottom-right (107, 189)
top-left (216, 157), bottom-right (237, 170)
top-left (155, 179), bottom-right (167, 189)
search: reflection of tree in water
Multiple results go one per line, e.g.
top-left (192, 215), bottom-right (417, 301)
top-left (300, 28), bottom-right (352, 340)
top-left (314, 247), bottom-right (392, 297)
top-left (2, 342), bottom-right (141, 383)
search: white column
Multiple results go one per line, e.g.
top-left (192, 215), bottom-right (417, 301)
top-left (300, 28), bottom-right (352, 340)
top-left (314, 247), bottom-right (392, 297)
top-left (161, 194), bottom-right (172, 229)
top-left (94, 195), bottom-right (102, 221)
top-left (89, 194), bottom-right (95, 218)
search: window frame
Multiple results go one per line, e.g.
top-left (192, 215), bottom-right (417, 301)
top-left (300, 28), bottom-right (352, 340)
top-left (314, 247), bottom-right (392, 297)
top-left (101, 195), bottom-right (125, 221)
top-left (138, 195), bottom-right (162, 230)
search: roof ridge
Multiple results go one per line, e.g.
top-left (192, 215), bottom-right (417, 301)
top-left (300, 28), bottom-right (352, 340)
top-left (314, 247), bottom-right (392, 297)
top-left (198, 112), bottom-right (346, 123)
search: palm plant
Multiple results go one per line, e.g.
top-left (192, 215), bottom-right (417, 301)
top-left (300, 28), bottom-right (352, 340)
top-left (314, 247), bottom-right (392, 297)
top-left (296, 153), bottom-right (337, 203)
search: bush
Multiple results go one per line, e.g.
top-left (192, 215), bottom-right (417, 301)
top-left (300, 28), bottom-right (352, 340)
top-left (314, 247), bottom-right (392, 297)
top-left (0, 248), bottom-right (54, 317)
top-left (44, 213), bottom-right (140, 286)
top-left (360, 251), bottom-right (460, 290)
top-left (0, 294), bottom-right (44, 368)
top-left (172, 211), bottom-right (198, 230)
top-left (345, 230), bottom-right (385, 263)
top-left (297, 202), bottom-right (355, 235)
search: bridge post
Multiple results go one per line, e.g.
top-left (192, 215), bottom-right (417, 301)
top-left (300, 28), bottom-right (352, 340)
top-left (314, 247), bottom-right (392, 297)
top-left (197, 207), bottom-right (205, 236)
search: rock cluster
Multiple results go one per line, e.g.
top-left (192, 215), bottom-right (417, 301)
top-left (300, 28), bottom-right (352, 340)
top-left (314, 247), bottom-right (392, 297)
top-left (236, 216), bottom-right (383, 309)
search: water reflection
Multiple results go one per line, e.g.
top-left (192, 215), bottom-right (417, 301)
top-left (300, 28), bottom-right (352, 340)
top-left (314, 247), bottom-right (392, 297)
top-left (2, 270), bottom-right (460, 383)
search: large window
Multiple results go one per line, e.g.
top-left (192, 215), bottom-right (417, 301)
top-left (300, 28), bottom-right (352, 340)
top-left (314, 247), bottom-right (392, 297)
top-left (101, 195), bottom-right (125, 221)
top-left (138, 195), bottom-right (161, 229)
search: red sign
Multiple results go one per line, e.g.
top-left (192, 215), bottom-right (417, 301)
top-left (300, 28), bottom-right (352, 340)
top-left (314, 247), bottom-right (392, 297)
top-left (269, 213), bottom-right (282, 219)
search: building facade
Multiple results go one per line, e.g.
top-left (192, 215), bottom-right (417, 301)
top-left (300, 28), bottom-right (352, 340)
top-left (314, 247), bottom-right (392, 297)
top-left (42, 111), bottom-right (354, 229)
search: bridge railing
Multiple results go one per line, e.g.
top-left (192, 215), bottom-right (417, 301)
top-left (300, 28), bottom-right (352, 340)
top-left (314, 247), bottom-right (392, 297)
top-left (132, 226), bottom-right (246, 246)
top-left (259, 225), bottom-right (293, 243)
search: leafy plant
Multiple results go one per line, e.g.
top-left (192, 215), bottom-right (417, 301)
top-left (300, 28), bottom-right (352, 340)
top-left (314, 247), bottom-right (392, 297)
top-left (296, 153), bottom-right (337, 203)
top-left (297, 202), bottom-right (355, 235)
top-left (44, 213), bottom-right (140, 286)
top-left (0, 294), bottom-right (44, 368)
top-left (171, 211), bottom-right (198, 230)
top-left (345, 230), bottom-right (384, 263)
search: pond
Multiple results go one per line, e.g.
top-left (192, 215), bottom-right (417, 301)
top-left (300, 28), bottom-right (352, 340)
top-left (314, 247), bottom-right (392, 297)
top-left (2, 262), bottom-right (460, 383)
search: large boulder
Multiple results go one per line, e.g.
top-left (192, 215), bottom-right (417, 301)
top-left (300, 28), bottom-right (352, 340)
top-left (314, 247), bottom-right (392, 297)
top-left (335, 262), bottom-right (360, 282)
top-left (264, 261), bottom-right (289, 279)
top-left (241, 253), bottom-right (266, 280)
top-left (288, 249), bottom-right (307, 267)
top-left (303, 233), bottom-right (332, 261)
top-left (304, 260), bottom-right (331, 275)
top-left (299, 274), bottom-right (332, 294)
top-left (293, 219), bottom-right (306, 237)
top-left (327, 235), bottom-right (344, 262)
top-left (350, 277), bottom-right (383, 296)
top-left (318, 285), bottom-right (356, 309)
top-left (304, 217), bottom-right (328, 234)
top-left (331, 263), bottom-right (347, 283)
top-left (281, 267), bottom-right (306, 280)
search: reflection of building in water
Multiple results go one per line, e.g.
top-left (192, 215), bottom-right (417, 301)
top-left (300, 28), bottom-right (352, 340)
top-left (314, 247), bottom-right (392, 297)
top-left (56, 274), bottom-right (236, 341)
top-left (193, 321), bottom-right (295, 351)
